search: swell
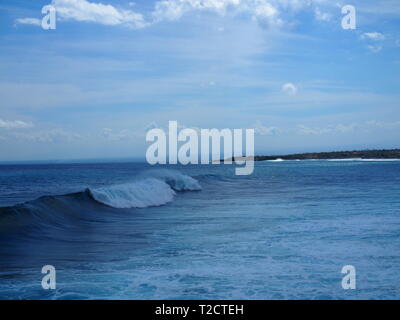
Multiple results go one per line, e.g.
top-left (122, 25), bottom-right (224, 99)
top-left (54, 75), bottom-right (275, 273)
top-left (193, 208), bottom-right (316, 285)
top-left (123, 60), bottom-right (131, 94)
top-left (0, 170), bottom-right (201, 232)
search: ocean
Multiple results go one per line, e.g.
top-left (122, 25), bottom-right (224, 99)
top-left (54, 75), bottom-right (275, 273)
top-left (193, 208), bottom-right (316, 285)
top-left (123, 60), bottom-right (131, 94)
top-left (0, 160), bottom-right (399, 299)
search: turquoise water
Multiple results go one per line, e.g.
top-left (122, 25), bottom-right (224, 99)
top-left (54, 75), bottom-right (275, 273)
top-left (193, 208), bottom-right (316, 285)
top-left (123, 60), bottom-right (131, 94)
top-left (0, 160), bottom-right (400, 299)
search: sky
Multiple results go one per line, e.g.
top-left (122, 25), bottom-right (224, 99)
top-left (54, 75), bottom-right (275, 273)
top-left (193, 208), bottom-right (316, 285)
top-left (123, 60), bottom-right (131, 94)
top-left (0, 0), bottom-right (399, 161)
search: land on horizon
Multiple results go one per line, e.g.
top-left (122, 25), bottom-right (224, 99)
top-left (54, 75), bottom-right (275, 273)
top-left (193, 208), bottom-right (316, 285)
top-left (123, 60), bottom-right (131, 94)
top-left (231, 148), bottom-right (400, 162)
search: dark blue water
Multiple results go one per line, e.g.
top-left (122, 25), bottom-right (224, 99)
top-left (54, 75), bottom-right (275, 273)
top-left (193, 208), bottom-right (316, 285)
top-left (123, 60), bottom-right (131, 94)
top-left (0, 160), bottom-right (400, 299)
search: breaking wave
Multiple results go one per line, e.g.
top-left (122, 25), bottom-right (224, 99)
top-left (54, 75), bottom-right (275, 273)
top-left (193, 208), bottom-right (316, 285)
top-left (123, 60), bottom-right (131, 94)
top-left (0, 170), bottom-right (202, 232)
top-left (89, 170), bottom-right (201, 209)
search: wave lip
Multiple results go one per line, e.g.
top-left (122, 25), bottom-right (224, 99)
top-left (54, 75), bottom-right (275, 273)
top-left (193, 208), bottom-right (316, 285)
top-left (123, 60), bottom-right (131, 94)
top-left (89, 169), bottom-right (201, 209)
top-left (138, 169), bottom-right (202, 191)
top-left (89, 178), bottom-right (176, 209)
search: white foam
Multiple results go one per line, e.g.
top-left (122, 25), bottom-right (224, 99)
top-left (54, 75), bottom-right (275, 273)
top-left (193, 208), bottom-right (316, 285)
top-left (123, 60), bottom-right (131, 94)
top-left (90, 178), bottom-right (176, 209)
top-left (89, 170), bottom-right (201, 209)
top-left (138, 169), bottom-right (202, 191)
top-left (265, 158), bottom-right (284, 162)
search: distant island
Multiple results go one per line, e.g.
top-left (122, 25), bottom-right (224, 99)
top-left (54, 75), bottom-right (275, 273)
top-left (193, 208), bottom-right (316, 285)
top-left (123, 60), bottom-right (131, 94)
top-left (230, 149), bottom-right (400, 162)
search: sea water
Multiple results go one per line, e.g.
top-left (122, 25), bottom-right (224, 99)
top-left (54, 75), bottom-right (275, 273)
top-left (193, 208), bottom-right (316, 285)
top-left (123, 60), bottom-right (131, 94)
top-left (0, 160), bottom-right (399, 299)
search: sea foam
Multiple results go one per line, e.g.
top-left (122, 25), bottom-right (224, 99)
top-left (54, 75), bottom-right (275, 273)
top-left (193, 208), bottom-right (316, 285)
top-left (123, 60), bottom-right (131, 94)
top-left (89, 170), bottom-right (201, 209)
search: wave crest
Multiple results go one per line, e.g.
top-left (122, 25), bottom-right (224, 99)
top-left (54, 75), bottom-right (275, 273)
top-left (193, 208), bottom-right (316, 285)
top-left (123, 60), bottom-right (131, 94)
top-left (89, 170), bottom-right (201, 209)
top-left (139, 169), bottom-right (202, 191)
top-left (89, 178), bottom-right (175, 209)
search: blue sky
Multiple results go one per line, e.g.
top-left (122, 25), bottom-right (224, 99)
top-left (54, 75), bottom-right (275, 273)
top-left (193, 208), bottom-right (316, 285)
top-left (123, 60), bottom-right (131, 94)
top-left (0, 0), bottom-right (399, 161)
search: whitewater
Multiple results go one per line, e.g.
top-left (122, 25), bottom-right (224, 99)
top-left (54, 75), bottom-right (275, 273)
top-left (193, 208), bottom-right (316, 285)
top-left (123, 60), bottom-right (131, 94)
top-left (89, 170), bottom-right (202, 209)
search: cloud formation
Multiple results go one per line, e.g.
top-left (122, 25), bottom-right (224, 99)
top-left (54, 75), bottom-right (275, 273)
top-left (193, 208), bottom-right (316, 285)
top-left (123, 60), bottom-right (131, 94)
top-left (314, 7), bottom-right (331, 21)
top-left (15, 0), bottom-right (325, 29)
top-left (15, 18), bottom-right (42, 26)
top-left (281, 82), bottom-right (298, 95)
top-left (297, 120), bottom-right (400, 136)
top-left (361, 32), bottom-right (385, 41)
top-left (254, 121), bottom-right (280, 136)
top-left (360, 32), bottom-right (385, 53)
top-left (51, 0), bottom-right (147, 28)
top-left (0, 119), bottom-right (34, 129)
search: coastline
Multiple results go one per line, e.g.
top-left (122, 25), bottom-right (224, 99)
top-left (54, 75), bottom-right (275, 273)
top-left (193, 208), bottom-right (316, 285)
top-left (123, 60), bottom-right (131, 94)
top-left (230, 148), bottom-right (400, 162)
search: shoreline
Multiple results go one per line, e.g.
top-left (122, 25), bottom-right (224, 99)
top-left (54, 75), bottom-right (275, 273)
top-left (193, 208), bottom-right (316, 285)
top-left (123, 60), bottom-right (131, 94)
top-left (231, 148), bottom-right (400, 162)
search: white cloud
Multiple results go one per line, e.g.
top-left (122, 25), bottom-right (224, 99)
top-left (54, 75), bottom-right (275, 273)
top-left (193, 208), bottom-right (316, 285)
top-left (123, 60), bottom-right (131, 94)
top-left (314, 7), bottom-right (331, 21)
top-left (152, 0), bottom-right (291, 27)
top-left (11, 129), bottom-right (81, 143)
top-left (297, 120), bottom-right (400, 136)
top-left (102, 128), bottom-right (133, 140)
top-left (297, 124), bottom-right (329, 135)
top-left (52, 0), bottom-right (147, 28)
top-left (0, 119), bottom-right (34, 129)
top-left (253, 2), bottom-right (282, 27)
top-left (152, 0), bottom-right (241, 21)
top-left (281, 82), bottom-right (298, 95)
top-left (297, 123), bottom-right (358, 135)
top-left (360, 32), bottom-right (385, 53)
top-left (361, 32), bottom-right (385, 41)
top-left (102, 126), bottom-right (150, 140)
top-left (365, 120), bottom-right (400, 128)
top-left (367, 45), bottom-right (383, 53)
top-left (14, 0), bottom-right (333, 29)
top-left (15, 18), bottom-right (41, 27)
top-left (254, 121), bottom-right (280, 136)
